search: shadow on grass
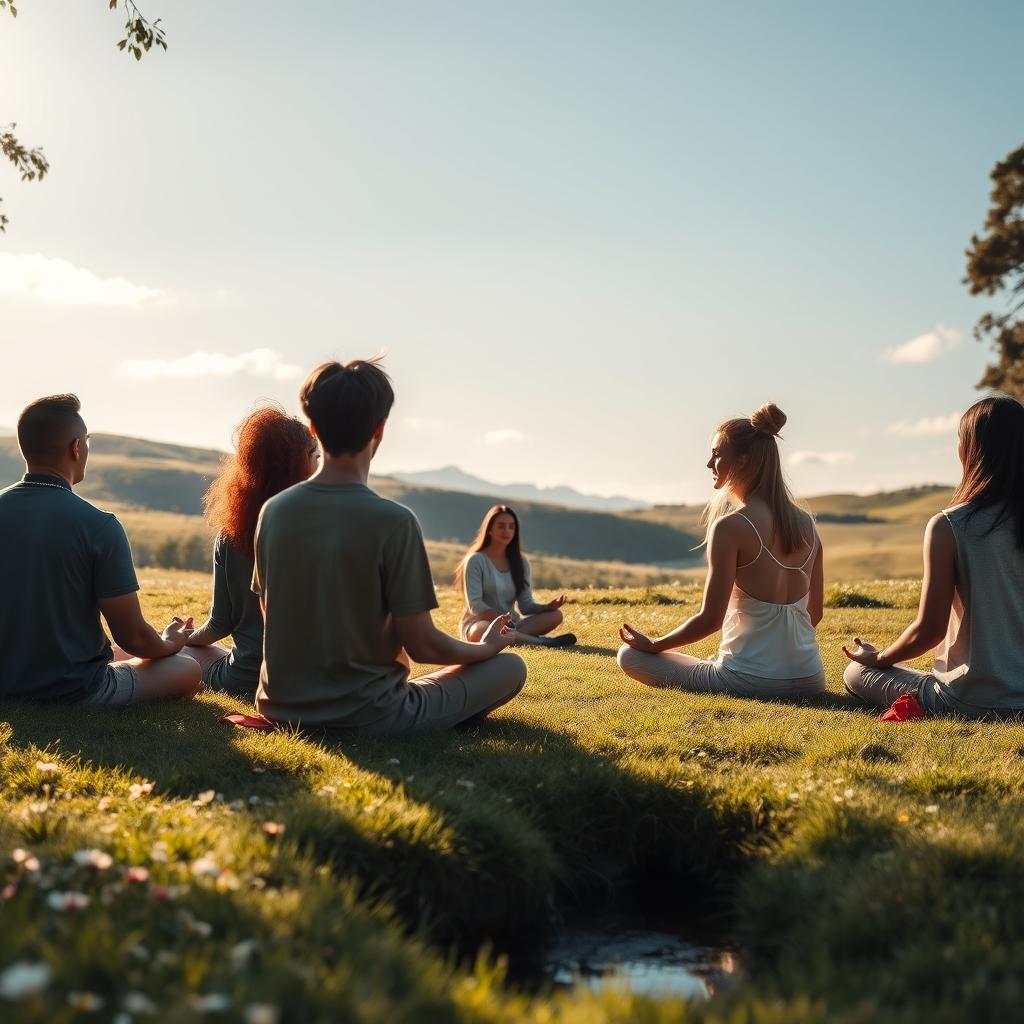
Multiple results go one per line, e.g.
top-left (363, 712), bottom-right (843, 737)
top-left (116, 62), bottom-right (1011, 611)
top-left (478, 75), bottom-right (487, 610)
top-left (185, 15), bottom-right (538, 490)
top-left (0, 695), bottom-right (773, 955)
top-left (567, 643), bottom-right (621, 656)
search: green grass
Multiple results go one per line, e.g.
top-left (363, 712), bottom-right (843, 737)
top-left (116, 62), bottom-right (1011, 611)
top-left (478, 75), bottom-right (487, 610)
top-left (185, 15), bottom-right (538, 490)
top-left (1, 576), bottom-right (1022, 1022)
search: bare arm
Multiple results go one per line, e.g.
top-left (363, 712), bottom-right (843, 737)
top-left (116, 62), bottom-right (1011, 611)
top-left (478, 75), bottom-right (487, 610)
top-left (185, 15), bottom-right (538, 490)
top-left (807, 537), bottom-right (824, 627)
top-left (98, 592), bottom-right (190, 660)
top-left (188, 538), bottom-right (232, 646)
top-left (395, 610), bottom-right (512, 666)
top-left (186, 620), bottom-right (229, 647)
top-left (844, 513), bottom-right (955, 668)
top-left (621, 519), bottom-right (739, 653)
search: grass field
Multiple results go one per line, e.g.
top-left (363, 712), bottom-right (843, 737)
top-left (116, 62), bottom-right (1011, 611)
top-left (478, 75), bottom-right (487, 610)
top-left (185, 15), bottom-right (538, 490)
top-left (1, 574), bottom-right (1021, 1022)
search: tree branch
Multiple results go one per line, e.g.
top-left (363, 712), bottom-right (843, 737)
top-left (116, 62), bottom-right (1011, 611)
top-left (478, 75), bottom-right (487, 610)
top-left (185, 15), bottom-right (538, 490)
top-left (1, 1), bottom-right (166, 230)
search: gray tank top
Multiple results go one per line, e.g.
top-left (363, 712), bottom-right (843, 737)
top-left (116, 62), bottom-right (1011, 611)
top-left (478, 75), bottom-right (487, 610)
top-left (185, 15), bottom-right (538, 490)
top-left (929, 502), bottom-right (1024, 713)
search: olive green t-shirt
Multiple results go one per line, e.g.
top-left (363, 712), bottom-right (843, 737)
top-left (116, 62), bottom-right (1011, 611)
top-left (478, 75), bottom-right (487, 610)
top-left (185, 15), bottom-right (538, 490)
top-left (251, 481), bottom-right (438, 727)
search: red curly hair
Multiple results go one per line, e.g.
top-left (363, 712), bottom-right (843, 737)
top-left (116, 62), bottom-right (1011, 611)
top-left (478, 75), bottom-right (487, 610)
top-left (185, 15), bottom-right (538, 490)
top-left (203, 405), bottom-right (314, 558)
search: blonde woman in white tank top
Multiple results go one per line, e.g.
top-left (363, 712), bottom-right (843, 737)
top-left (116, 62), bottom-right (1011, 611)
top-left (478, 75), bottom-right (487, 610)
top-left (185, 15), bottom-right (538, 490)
top-left (844, 396), bottom-right (1024, 719)
top-left (618, 403), bottom-right (826, 697)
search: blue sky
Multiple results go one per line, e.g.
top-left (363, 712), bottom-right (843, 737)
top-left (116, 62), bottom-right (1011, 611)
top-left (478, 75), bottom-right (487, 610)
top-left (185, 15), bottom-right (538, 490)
top-left (2, 1), bottom-right (1022, 502)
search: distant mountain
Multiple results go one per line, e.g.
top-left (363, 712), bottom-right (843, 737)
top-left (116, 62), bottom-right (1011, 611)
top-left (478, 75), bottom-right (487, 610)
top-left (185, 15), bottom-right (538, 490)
top-left (0, 435), bottom-right (699, 565)
top-left (392, 465), bottom-right (649, 512)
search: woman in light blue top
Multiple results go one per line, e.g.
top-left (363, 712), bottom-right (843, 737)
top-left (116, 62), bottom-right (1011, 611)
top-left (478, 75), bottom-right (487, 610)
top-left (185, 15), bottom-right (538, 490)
top-left (456, 505), bottom-right (576, 648)
top-left (844, 396), bottom-right (1024, 718)
top-left (618, 402), bottom-right (826, 696)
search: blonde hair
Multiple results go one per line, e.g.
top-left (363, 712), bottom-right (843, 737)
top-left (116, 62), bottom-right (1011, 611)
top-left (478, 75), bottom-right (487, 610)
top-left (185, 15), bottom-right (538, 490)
top-left (700, 402), bottom-right (810, 552)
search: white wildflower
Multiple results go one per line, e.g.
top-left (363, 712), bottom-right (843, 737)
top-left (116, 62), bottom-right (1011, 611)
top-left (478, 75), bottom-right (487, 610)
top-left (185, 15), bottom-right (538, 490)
top-left (47, 891), bottom-right (90, 911)
top-left (230, 940), bottom-right (257, 970)
top-left (11, 849), bottom-right (40, 872)
top-left (0, 961), bottom-right (52, 1000)
top-left (73, 849), bottom-right (114, 871)
top-left (190, 855), bottom-right (220, 878)
top-left (123, 991), bottom-right (158, 1014)
top-left (189, 993), bottom-right (232, 1013)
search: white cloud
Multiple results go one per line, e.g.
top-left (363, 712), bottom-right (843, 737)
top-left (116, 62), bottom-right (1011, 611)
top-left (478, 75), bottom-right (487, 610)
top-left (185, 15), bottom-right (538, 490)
top-left (119, 348), bottom-right (304, 381)
top-left (788, 450), bottom-right (856, 467)
top-left (403, 415), bottom-right (444, 432)
top-left (0, 252), bottom-right (169, 307)
top-left (482, 428), bottom-right (528, 445)
top-left (880, 324), bottom-right (961, 365)
top-left (886, 412), bottom-right (961, 437)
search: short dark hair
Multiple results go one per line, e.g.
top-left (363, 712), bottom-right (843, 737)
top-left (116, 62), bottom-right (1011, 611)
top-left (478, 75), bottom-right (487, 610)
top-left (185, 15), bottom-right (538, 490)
top-left (299, 359), bottom-right (394, 456)
top-left (17, 394), bottom-right (85, 465)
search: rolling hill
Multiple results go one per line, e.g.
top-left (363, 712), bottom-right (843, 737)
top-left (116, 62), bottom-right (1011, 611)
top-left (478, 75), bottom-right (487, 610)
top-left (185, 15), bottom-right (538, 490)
top-left (0, 434), bottom-right (700, 567)
top-left (0, 433), bottom-right (955, 581)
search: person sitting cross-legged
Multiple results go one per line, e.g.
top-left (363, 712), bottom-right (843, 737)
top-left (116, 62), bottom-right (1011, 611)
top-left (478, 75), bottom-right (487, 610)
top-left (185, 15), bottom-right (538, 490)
top-left (843, 396), bottom-right (1024, 719)
top-left (252, 359), bottom-right (527, 734)
top-left (184, 405), bottom-right (318, 695)
top-left (456, 505), bottom-right (576, 648)
top-left (0, 395), bottom-right (201, 706)
top-left (617, 403), bottom-right (826, 698)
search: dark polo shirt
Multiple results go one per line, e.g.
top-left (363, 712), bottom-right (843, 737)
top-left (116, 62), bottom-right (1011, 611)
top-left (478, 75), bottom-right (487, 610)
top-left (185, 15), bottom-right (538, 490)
top-left (0, 474), bottom-right (138, 701)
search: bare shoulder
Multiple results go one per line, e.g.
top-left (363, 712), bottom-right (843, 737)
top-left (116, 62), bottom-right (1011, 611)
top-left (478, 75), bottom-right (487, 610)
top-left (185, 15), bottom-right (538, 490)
top-left (925, 511), bottom-right (955, 546)
top-left (710, 512), bottom-right (749, 543)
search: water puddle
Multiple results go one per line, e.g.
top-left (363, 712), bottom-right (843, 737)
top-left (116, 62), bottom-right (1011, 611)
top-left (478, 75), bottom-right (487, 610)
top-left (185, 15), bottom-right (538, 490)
top-left (540, 912), bottom-right (739, 1000)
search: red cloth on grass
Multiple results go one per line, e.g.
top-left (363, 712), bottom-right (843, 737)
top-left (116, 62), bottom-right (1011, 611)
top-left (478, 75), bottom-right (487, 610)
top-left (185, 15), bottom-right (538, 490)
top-left (880, 693), bottom-right (926, 722)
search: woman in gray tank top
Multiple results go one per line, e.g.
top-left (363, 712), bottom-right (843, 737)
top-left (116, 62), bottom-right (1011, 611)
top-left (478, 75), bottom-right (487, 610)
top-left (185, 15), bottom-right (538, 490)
top-left (183, 406), bottom-right (318, 695)
top-left (844, 396), bottom-right (1024, 719)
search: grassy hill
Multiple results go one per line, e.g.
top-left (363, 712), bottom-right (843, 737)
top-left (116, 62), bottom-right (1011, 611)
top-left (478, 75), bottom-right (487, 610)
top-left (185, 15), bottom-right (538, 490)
top-left (0, 576), bottom-right (1021, 1022)
top-left (0, 434), bottom-right (956, 582)
top-left (0, 435), bottom-right (699, 567)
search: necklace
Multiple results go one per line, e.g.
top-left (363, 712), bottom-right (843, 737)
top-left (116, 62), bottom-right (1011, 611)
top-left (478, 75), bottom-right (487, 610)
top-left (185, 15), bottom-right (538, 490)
top-left (20, 480), bottom-right (69, 491)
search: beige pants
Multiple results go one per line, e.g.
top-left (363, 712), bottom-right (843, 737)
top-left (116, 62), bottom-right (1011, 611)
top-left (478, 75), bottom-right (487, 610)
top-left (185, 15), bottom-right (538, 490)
top-left (355, 653), bottom-right (528, 736)
top-left (617, 645), bottom-right (825, 697)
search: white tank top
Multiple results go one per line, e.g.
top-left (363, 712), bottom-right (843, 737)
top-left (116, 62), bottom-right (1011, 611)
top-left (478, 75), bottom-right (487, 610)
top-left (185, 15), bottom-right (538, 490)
top-left (716, 512), bottom-right (824, 679)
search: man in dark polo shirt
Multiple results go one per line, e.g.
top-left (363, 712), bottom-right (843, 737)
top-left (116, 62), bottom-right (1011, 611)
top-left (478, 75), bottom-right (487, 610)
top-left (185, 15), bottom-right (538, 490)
top-left (0, 395), bottom-right (201, 704)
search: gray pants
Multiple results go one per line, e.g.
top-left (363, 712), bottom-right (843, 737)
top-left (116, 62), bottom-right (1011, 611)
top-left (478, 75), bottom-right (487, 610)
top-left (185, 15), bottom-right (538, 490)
top-left (358, 653), bottom-right (527, 736)
top-left (843, 662), bottom-right (993, 718)
top-left (617, 645), bottom-right (826, 697)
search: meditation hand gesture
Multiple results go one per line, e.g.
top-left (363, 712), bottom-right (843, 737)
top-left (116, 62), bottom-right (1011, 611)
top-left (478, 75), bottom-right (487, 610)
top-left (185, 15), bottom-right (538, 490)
top-left (480, 613), bottom-right (515, 654)
top-left (545, 594), bottom-right (567, 612)
top-left (618, 623), bottom-right (661, 654)
top-left (162, 616), bottom-right (195, 653)
top-left (842, 637), bottom-right (884, 668)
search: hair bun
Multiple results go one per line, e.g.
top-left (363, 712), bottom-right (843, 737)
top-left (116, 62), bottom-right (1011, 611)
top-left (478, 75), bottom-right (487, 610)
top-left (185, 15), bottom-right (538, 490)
top-left (750, 402), bottom-right (787, 437)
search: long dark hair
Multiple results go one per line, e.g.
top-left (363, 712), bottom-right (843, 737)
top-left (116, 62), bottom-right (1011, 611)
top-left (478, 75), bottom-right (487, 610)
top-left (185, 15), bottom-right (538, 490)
top-left (950, 395), bottom-right (1024, 550)
top-left (454, 505), bottom-right (527, 597)
top-left (203, 405), bottom-right (314, 558)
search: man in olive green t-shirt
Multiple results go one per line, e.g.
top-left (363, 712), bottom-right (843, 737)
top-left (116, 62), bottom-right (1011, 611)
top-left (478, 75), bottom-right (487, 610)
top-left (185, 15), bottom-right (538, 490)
top-left (253, 359), bottom-right (526, 733)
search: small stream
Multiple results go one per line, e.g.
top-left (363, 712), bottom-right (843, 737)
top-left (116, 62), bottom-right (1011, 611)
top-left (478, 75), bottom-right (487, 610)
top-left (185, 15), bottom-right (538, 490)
top-left (517, 911), bottom-right (739, 1000)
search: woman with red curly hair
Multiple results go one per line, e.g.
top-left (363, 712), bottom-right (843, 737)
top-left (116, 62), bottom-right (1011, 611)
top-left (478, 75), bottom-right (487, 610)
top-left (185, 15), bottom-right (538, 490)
top-left (185, 406), bottom-right (317, 693)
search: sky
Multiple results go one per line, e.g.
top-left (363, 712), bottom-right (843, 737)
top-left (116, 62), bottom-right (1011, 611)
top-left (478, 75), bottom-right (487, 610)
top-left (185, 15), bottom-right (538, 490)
top-left (1, 0), bottom-right (1022, 503)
